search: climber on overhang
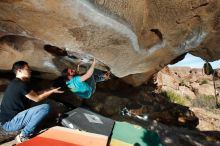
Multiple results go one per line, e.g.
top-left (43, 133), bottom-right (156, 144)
top-left (62, 58), bottom-right (111, 99)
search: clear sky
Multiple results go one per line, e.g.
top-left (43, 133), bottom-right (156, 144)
top-left (168, 53), bottom-right (220, 69)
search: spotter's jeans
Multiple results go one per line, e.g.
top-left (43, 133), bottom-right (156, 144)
top-left (2, 104), bottom-right (49, 137)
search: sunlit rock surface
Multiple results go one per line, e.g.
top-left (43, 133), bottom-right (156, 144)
top-left (0, 0), bottom-right (220, 85)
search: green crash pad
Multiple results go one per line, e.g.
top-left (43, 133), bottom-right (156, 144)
top-left (110, 122), bottom-right (162, 146)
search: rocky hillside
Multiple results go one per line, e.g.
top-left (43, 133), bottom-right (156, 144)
top-left (155, 66), bottom-right (220, 100)
top-left (154, 66), bottom-right (220, 145)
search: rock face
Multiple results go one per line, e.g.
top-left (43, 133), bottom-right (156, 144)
top-left (0, 78), bottom-right (10, 104)
top-left (84, 78), bottom-right (199, 129)
top-left (0, 0), bottom-right (220, 85)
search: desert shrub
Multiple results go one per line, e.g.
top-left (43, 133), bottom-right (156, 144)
top-left (200, 80), bottom-right (208, 85)
top-left (179, 80), bottom-right (187, 86)
top-left (161, 90), bottom-right (186, 105)
top-left (185, 95), bottom-right (191, 100)
top-left (192, 95), bottom-right (216, 109)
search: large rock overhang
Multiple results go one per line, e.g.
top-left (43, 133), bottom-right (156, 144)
top-left (0, 0), bottom-right (219, 85)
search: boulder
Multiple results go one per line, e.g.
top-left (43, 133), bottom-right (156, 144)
top-left (0, 0), bottom-right (219, 85)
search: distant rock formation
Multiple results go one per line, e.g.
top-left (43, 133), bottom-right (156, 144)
top-left (155, 66), bottom-right (219, 99)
